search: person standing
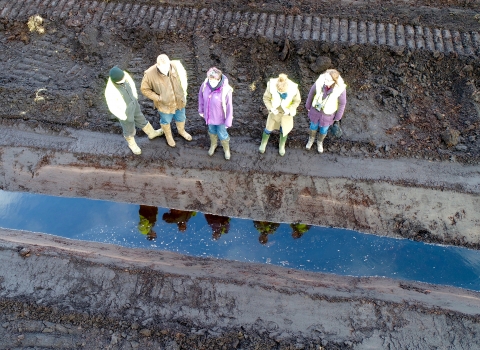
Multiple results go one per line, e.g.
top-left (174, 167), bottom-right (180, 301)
top-left (259, 73), bottom-right (301, 156)
top-left (140, 54), bottom-right (191, 147)
top-left (104, 66), bottom-right (163, 155)
top-left (198, 67), bottom-right (234, 160)
top-left (305, 69), bottom-right (347, 153)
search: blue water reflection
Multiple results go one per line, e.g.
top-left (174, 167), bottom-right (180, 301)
top-left (1, 190), bottom-right (480, 291)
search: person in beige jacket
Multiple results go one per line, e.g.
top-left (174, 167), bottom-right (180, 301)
top-left (140, 54), bottom-right (191, 147)
top-left (259, 73), bottom-right (301, 156)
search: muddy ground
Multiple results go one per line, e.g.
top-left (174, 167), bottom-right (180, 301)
top-left (1, 0), bottom-right (480, 348)
top-left (1, 230), bottom-right (480, 350)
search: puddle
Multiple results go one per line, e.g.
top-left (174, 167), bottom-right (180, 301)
top-left (1, 190), bottom-right (480, 291)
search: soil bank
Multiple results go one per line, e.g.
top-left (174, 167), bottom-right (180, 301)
top-left (1, 229), bottom-right (480, 349)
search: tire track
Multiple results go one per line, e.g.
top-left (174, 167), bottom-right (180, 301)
top-left (1, 0), bottom-right (479, 57)
top-left (5, 37), bottom-right (85, 87)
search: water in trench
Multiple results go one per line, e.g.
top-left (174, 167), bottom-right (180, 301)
top-left (1, 190), bottom-right (480, 291)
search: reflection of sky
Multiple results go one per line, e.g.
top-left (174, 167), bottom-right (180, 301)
top-left (1, 190), bottom-right (480, 291)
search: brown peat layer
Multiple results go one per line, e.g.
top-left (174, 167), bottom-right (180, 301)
top-left (0, 0), bottom-right (480, 348)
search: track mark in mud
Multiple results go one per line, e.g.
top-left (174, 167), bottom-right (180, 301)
top-left (1, 0), bottom-right (479, 57)
top-left (264, 184), bottom-right (283, 209)
top-left (344, 183), bottom-right (375, 207)
top-left (399, 283), bottom-right (431, 294)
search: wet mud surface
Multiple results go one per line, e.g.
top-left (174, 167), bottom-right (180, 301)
top-left (1, 0), bottom-right (480, 347)
top-left (1, 230), bottom-right (480, 350)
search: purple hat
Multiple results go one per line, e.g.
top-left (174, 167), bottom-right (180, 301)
top-left (207, 67), bottom-right (222, 80)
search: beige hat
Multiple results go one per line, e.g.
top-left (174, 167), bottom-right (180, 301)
top-left (276, 73), bottom-right (288, 92)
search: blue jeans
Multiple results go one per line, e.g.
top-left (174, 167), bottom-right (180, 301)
top-left (264, 127), bottom-right (285, 136)
top-left (159, 108), bottom-right (186, 125)
top-left (310, 121), bottom-right (329, 135)
top-left (208, 124), bottom-right (229, 141)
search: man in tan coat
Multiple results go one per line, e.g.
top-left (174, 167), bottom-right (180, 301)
top-left (141, 54), bottom-right (192, 147)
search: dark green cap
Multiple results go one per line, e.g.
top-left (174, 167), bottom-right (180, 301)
top-left (109, 66), bottom-right (125, 83)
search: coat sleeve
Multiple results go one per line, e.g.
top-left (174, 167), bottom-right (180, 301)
top-left (105, 79), bottom-right (128, 121)
top-left (334, 89), bottom-right (347, 121)
top-left (198, 83), bottom-right (205, 115)
top-left (288, 89), bottom-right (301, 117)
top-left (305, 84), bottom-right (316, 110)
top-left (172, 61), bottom-right (188, 97)
top-left (224, 88), bottom-right (233, 128)
top-left (140, 72), bottom-right (160, 102)
top-left (263, 82), bottom-right (273, 111)
top-left (125, 73), bottom-right (138, 99)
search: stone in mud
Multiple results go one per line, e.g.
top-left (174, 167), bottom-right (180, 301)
top-left (441, 128), bottom-right (460, 147)
top-left (18, 247), bottom-right (31, 257)
top-left (139, 328), bottom-right (152, 337)
top-left (279, 38), bottom-right (291, 61)
top-left (309, 56), bottom-right (331, 73)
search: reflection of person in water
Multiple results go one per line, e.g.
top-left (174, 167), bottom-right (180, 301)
top-left (162, 209), bottom-right (196, 232)
top-left (254, 221), bottom-right (280, 245)
top-left (290, 223), bottom-right (311, 239)
top-left (204, 214), bottom-right (231, 240)
top-left (138, 205), bottom-right (158, 241)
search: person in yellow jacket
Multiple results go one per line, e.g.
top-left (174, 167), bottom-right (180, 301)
top-left (259, 73), bottom-right (301, 156)
top-left (105, 66), bottom-right (163, 155)
top-left (141, 54), bottom-right (191, 148)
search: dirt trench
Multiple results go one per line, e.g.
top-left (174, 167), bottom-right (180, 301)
top-left (1, 0), bottom-right (480, 348)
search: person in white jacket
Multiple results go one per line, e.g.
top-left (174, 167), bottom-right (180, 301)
top-left (259, 73), bottom-right (301, 156)
top-left (105, 66), bottom-right (163, 155)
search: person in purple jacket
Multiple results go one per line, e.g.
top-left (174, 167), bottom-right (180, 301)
top-left (198, 67), bottom-right (234, 160)
top-left (305, 69), bottom-right (347, 153)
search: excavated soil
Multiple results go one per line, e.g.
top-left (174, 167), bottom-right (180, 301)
top-left (1, 0), bottom-right (480, 348)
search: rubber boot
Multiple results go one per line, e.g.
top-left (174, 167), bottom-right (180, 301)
top-left (306, 129), bottom-right (317, 150)
top-left (208, 133), bottom-right (218, 156)
top-left (176, 121), bottom-right (192, 141)
top-left (124, 136), bottom-right (141, 155)
top-left (142, 122), bottom-right (164, 140)
top-left (279, 133), bottom-right (288, 156)
top-left (161, 124), bottom-right (176, 147)
top-left (258, 132), bottom-right (270, 154)
top-left (221, 138), bottom-right (231, 160)
top-left (317, 133), bottom-right (326, 153)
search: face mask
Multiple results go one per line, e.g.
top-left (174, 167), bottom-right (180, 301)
top-left (209, 78), bottom-right (220, 88)
top-left (324, 77), bottom-right (334, 87)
